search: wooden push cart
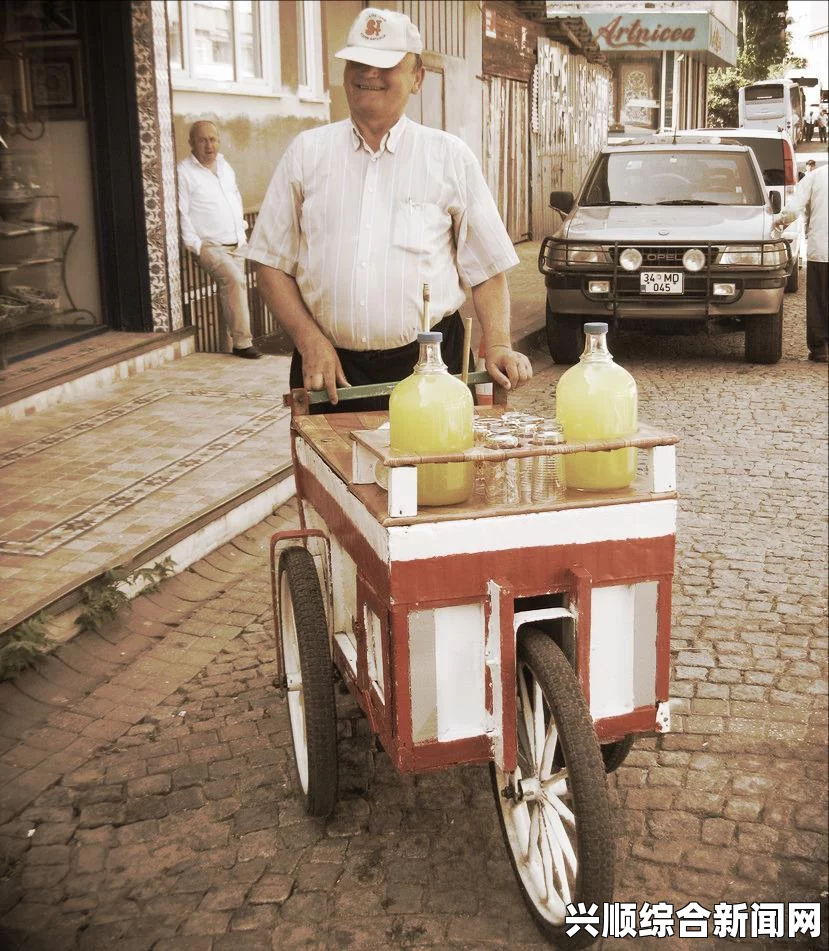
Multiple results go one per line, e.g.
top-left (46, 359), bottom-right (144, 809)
top-left (270, 379), bottom-right (678, 948)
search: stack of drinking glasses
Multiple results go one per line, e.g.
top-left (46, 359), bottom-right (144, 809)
top-left (472, 412), bottom-right (566, 506)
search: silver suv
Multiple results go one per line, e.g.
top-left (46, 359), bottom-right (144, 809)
top-left (538, 138), bottom-right (792, 365)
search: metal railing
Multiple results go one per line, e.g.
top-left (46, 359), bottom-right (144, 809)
top-left (179, 210), bottom-right (289, 352)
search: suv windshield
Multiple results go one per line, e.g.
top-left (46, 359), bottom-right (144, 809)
top-left (581, 150), bottom-right (766, 207)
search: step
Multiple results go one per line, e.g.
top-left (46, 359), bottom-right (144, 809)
top-left (19, 470), bottom-right (296, 649)
top-left (0, 328), bottom-right (196, 424)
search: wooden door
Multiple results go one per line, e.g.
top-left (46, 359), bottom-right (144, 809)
top-left (482, 75), bottom-right (529, 242)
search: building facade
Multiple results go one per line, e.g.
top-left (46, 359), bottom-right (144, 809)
top-left (533, 1), bottom-right (737, 134)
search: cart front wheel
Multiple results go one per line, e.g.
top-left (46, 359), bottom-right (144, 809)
top-left (491, 629), bottom-right (614, 948)
top-left (278, 546), bottom-right (338, 817)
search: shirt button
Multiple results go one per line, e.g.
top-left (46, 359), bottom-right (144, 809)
top-left (360, 261), bottom-right (367, 268)
top-left (360, 300), bottom-right (366, 306)
top-left (361, 335), bottom-right (367, 343)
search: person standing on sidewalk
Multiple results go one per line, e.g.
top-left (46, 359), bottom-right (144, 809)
top-left (804, 108), bottom-right (816, 143)
top-left (776, 164), bottom-right (828, 362)
top-left (178, 120), bottom-right (261, 359)
top-left (817, 109), bottom-right (827, 144)
top-left (245, 8), bottom-right (530, 409)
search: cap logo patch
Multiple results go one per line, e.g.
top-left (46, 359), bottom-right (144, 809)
top-left (362, 16), bottom-right (385, 40)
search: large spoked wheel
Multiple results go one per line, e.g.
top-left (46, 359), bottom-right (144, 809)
top-left (491, 629), bottom-right (614, 948)
top-left (278, 546), bottom-right (338, 817)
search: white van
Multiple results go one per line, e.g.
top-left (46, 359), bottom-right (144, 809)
top-left (739, 80), bottom-right (805, 143)
top-left (678, 128), bottom-right (802, 292)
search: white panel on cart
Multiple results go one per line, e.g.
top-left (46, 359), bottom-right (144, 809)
top-left (388, 500), bottom-right (676, 562)
top-left (590, 585), bottom-right (635, 719)
top-left (633, 581), bottom-right (658, 708)
top-left (305, 506), bottom-right (357, 654)
top-left (590, 583), bottom-right (658, 719)
top-left (364, 606), bottom-right (385, 702)
top-left (409, 604), bottom-right (486, 744)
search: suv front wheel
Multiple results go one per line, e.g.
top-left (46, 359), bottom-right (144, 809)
top-left (744, 301), bottom-right (783, 364)
top-left (546, 306), bottom-right (585, 365)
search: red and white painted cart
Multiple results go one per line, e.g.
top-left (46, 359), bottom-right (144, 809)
top-left (271, 381), bottom-right (678, 948)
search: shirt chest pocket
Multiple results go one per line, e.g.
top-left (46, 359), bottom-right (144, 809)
top-left (392, 200), bottom-right (449, 253)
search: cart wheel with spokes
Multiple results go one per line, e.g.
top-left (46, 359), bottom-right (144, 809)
top-left (278, 546), bottom-right (338, 817)
top-left (490, 628), bottom-right (614, 948)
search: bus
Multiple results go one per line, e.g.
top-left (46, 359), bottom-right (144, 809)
top-left (739, 79), bottom-right (805, 142)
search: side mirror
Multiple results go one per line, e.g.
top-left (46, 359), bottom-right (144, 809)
top-left (769, 191), bottom-right (782, 214)
top-left (549, 191), bottom-right (575, 214)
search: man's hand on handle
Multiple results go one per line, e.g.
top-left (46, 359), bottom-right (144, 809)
top-left (470, 272), bottom-right (533, 390)
top-left (297, 334), bottom-right (350, 405)
top-left (254, 264), bottom-right (350, 403)
top-left (485, 344), bottom-right (533, 391)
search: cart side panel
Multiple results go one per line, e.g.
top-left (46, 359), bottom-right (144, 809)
top-left (588, 580), bottom-right (657, 715)
top-left (295, 437), bottom-right (391, 600)
top-left (391, 598), bottom-right (497, 772)
top-left (302, 504), bottom-right (358, 653)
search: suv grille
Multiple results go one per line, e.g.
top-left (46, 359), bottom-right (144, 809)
top-left (613, 245), bottom-right (718, 300)
top-left (629, 246), bottom-right (718, 267)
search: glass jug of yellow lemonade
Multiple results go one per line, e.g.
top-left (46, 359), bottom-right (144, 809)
top-left (389, 331), bottom-right (473, 506)
top-left (555, 322), bottom-right (638, 490)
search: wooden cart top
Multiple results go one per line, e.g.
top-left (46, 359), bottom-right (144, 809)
top-left (293, 408), bottom-right (679, 528)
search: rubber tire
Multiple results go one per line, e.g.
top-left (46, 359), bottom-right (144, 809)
top-left (785, 264), bottom-right (799, 294)
top-left (490, 629), bottom-right (614, 948)
top-left (601, 734), bottom-right (634, 773)
top-left (278, 546), bottom-right (338, 817)
top-left (546, 305), bottom-right (584, 366)
top-left (744, 301), bottom-right (783, 365)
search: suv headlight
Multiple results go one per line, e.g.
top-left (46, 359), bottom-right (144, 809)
top-left (566, 244), bottom-right (612, 266)
top-left (715, 242), bottom-right (788, 267)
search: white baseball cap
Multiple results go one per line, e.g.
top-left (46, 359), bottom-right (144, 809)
top-left (335, 8), bottom-right (423, 69)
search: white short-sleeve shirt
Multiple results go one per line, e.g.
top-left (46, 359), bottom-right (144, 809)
top-left (245, 116), bottom-right (519, 351)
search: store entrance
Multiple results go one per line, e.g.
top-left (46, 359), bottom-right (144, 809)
top-left (1, 1), bottom-right (154, 369)
top-left (0, 0), bottom-right (107, 366)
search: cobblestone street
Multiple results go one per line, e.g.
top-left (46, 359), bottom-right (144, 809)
top-left (0, 282), bottom-right (826, 950)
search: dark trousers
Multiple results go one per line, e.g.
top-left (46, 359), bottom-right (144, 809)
top-left (289, 311), bottom-right (473, 413)
top-left (806, 260), bottom-right (828, 354)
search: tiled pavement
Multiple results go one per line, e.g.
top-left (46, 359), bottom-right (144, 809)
top-left (0, 351), bottom-right (293, 632)
top-left (0, 281), bottom-right (825, 949)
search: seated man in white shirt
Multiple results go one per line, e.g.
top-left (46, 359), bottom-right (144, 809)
top-left (178, 121), bottom-right (260, 359)
top-left (245, 8), bottom-right (531, 408)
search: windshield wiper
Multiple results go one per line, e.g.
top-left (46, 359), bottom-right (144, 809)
top-left (605, 200), bottom-right (640, 206)
top-left (654, 199), bottom-right (721, 206)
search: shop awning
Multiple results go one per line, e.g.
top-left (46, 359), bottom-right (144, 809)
top-left (542, 5), bottom-right (737, 67)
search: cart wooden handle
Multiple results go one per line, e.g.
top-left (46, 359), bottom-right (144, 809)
top-left (285, 370), bottom-right (506, 414)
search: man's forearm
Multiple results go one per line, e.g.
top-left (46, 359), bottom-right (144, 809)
top-left (470, 271), bottom-right (511, 350)
top-left (254, 265), bottom-right (327, 352)
top-left (179, 211), bottom-right (201, 256)
top-left (255, 263), bottom-right (348, 400)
